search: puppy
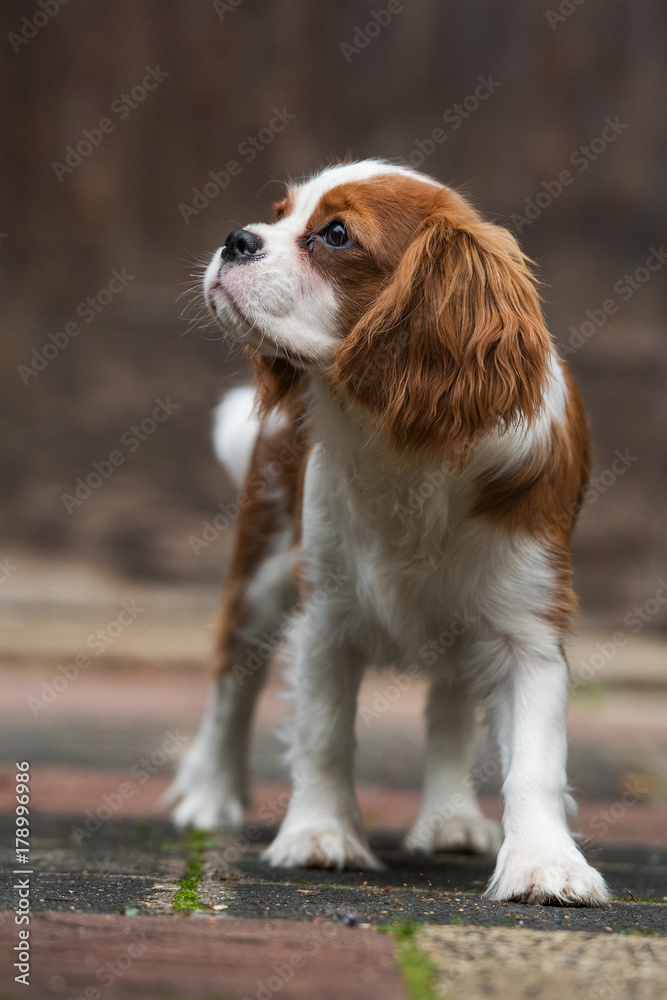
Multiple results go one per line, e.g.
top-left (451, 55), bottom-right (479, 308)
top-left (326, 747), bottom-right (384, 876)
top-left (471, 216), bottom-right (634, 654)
top-left (168, 159), bottom-right (609, 905)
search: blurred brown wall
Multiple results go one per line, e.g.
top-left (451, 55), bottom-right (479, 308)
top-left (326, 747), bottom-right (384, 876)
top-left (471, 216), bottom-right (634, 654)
top-left (1, 0), bottom-right (665, 627)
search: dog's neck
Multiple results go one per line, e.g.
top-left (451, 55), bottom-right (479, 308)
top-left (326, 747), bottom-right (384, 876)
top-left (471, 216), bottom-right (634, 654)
top-left (304, 373), bottom-right (423, 476)
top-left (296, 354), bottom-right (565, 535)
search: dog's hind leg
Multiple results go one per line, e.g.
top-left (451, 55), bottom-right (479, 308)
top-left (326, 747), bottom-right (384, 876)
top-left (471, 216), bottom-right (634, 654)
top-left (404, 677), bottom-right (501, 856)
top-left (167, 390), bottom-right (306, 829)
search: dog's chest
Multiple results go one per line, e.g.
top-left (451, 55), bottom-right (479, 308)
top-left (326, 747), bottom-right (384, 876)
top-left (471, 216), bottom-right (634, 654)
top-left (308, 441), bottom-right (474, 640)
top-left (342, 461), bottom-right (452, 566)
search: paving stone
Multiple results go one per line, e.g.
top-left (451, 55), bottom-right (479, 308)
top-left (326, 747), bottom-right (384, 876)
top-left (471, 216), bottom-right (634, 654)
top-left (417, 925), bottom-right (667, 999)
top-left (0, 912), bottom-right (407, 1000)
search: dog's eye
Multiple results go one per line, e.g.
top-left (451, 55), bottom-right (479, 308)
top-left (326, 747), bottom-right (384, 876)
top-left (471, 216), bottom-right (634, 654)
top-left (323, 220), bottom-right (351, 247)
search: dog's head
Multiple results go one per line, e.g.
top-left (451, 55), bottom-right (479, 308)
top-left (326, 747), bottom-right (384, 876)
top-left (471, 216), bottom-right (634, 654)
top-left (204, 160), bottom-right (552, 460)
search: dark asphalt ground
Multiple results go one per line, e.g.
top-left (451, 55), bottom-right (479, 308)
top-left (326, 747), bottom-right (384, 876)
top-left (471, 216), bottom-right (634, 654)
top-left (2, 816), bottom-right (666, 935)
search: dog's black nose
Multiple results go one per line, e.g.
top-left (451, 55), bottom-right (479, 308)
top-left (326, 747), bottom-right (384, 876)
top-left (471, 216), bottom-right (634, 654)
top-left (221, 229), bottom-right (264, 263)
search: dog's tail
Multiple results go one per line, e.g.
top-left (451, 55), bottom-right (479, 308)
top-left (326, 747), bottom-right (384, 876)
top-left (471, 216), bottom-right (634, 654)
top-left (212, 385), bottom-right (259, 490)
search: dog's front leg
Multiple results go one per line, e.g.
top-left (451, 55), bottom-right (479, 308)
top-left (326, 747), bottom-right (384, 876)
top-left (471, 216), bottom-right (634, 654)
top-left (263, 608), bottom-right (381, 870)
top-left (485, 647), bottom-right (610, 904)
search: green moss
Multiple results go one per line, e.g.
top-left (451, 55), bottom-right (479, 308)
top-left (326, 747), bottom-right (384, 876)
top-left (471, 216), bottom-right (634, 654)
top-left (619, 926), bottom-right (661, 937)
top-left (172, 880), bottom-right (205, 913)
top-left (379, 920), bottom-right (439, 1000)
top-left (448, 915), bottom-right (469, 926)
top-left (172, 828), bottom-right (212, 913)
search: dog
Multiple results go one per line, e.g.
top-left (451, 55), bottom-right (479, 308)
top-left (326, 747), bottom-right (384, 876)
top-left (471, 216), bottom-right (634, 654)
top-left (167, 159), bottom-right (610, 905)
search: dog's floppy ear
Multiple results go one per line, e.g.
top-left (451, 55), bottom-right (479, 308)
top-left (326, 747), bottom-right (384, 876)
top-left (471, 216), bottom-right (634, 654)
top-left (248, 350), bottom-right (303, 417)
top-left (331, 191), bottom-right (552, 463)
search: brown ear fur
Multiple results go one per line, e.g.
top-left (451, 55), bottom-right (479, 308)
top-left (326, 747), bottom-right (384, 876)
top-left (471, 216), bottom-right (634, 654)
top-left (247, 349), bottom-right (303, 417)
top-left (331, 190), bottom-right (552, 463)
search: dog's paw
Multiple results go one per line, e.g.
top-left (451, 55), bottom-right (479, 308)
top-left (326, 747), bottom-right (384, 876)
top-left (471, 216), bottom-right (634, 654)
top-left (485, 845), bottom-right (610, 905)
top-left (168, 785), bottom-right (245, 831)
top-left (164, 755), bottom-right (246, 830)
top-left (262, 822), bottom-right (383, 870)
top-left (405, 814), bottom-right (501, 856)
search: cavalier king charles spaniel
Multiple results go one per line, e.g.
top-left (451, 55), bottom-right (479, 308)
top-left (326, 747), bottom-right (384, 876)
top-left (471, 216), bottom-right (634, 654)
top-left (168, 159), bottom-right (609, 905)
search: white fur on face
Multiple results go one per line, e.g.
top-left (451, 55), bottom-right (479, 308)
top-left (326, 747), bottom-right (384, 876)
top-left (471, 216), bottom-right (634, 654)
top-left (203, 159), bottom-right (441, 365)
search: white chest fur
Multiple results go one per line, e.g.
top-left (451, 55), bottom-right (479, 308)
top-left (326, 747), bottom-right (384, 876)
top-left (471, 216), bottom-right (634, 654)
top-left (300, 378), bottom-right (558, 670)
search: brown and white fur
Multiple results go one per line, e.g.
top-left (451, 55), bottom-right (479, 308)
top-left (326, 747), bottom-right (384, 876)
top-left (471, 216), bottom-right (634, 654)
top-left (167, 160), bottom-right (609, 905)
